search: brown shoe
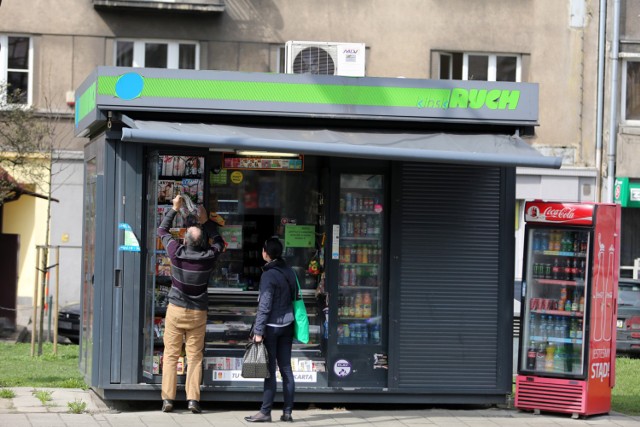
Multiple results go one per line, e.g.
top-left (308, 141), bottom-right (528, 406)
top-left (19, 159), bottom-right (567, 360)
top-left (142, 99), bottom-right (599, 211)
top-left (244, 411), bottom-right (272, 422)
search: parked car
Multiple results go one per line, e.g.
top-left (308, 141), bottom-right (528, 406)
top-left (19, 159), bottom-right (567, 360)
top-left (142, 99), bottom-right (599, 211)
top-left (617, 278), bottom-right (640, 355)
top-left (57, 302), bottom-right (80, 344)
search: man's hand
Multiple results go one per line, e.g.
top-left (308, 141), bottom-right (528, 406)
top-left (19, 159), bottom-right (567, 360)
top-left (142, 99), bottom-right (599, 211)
top-left (172, 194), bottom-right (183, 212)
top-left (197, 205), bottom-right (208, 225)
top-left (254, 335), bottom-right (263, 343)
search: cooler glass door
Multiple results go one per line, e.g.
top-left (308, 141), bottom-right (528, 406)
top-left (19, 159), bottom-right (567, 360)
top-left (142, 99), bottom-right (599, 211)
top-left (337, 174), bottom-right (384, 347)
top-left (520, 227), bottom-right (591, 378)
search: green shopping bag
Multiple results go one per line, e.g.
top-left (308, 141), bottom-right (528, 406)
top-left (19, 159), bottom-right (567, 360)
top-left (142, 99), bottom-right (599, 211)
top-left (292, 273), bottom-right (310, 344)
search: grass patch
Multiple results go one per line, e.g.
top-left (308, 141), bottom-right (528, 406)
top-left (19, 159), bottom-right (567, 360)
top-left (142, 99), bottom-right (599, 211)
top-left (612, 355), bottom-right (640, 415)
top-left (0, 388), bottom-right (16, 399)
top-left (33, 389), bottom-right (53, 404)
top-left (67, 398), bottom-right (87, 414)
top-left (0, 343), bottom-right (87, 389)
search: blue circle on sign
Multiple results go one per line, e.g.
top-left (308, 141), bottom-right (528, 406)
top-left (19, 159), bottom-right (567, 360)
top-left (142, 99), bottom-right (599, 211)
top-left (115, 73), bottom-right (144, 100)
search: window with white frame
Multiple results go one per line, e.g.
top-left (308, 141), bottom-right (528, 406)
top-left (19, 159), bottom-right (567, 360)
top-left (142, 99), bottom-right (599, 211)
top-left (0, 35), bottom-right (32, 105)
top-left (438, 52), bottom-right (521, 82)
top-left (622, 59), bottom-right (640, 125)
top-left (115, 40), bottom-right (199, 70)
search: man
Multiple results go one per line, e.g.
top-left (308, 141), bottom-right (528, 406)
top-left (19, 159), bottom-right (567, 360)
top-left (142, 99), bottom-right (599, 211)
top-left (158, 194), bottom-right (225, 414)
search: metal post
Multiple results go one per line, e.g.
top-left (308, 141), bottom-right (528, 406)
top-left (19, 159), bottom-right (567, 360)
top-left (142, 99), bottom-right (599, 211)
top-left (53, 246), bottom-right (60, 354)
top-left (30, 248), bottom-right (41, 357)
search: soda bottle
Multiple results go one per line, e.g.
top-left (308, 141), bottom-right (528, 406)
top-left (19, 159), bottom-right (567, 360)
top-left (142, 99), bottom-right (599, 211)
top-left (372, 324), bottom-right (380, 344)
top-left (526, 341), bottom-right (537, 370)
top-left (564, 258), bottom-right (572, 280)
top-left (337, 324), bottom-right (344, 344)
top-left (363, 292), bottom-right (372, 318)
top-left (341, 266), bottom-right (349, 286)
top-left (579, 294), bottom-right (584, 312)
top-left (545, 343), bottom-right (555, 371)
top-left (361, 323), bottom-right (369, 344)
top-left (552, 258), bottom-right (560, 279)
top-left (569, 318), bottom-right (577, 339)
top-left (564, 298), bottom-right (572, 312)
top-left (354, 292), bottom-right (363, 318)
top-left (576, 319), bottom-right (583, 339)
top-left (343, 323), bottom-right (351, 344)
top-left (573, 233), bottom-right (580, 253)
top-left (554, 346), bottom-right (564, 372)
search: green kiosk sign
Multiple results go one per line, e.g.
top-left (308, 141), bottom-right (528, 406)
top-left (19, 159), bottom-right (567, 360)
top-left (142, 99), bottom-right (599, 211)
top-left (615, 177), bottom-right (640, 208)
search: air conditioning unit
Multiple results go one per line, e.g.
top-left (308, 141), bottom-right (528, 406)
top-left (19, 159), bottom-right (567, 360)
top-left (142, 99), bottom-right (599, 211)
top-left (284, 41), bottom-right (366, 77)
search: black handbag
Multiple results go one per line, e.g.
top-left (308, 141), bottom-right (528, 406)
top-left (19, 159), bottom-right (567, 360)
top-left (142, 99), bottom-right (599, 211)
top-left (241, 340), bottom-right (270, 378)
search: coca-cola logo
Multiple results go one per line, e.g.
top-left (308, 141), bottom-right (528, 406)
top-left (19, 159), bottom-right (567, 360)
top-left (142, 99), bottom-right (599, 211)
top-left (543, 207), bottom-right (576, 219)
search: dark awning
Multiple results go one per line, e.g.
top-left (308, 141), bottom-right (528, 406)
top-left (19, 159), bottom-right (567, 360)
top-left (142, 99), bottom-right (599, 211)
top-left (120, 119), bottom-right (562, 169)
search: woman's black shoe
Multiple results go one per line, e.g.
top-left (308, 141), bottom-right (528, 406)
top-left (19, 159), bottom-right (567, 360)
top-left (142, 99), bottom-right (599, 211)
top-left (244, 411), bottom-right (272, 422)
top-left (280, 413), bottom-right (293, 422)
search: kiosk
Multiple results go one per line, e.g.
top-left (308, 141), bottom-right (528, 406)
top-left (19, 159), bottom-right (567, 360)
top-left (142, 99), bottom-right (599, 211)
top-left (75, 67), bottom-right (561, 403)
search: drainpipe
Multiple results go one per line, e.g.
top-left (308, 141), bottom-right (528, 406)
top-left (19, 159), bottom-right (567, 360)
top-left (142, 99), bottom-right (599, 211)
top-left (595, 0), bottom-right (607, 202)
top-left (606, 0), bottom-right (621, 203)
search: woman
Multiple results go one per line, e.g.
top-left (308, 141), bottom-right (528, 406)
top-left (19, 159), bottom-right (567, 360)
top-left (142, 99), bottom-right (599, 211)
top-left (245, 236), bottom-right (296, 423)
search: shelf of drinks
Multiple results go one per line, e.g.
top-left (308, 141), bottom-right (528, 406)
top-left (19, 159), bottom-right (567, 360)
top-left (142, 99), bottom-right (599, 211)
top-left (535, 278), bottom-right (585, 286)
top-left (534, 250), bottom-right (587, 258)
top-left (339, 262), bottom-right (381, 266)
top-left (339, 236), bottom-right (382, 241)
top-left (529, 336), bottom-right (584, 345)
top-left (531, 309), bottom-right (584, 317)
top-left (339, 211), bottom-right (381, 215)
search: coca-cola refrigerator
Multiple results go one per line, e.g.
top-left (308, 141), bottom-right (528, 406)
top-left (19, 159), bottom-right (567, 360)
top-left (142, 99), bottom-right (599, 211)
top-left (515, 201), bottom-right (620, 418)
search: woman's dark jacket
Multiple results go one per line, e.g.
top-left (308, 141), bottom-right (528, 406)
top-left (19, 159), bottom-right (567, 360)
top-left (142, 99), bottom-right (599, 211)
top-left (253, 258), bottom-right (297, 336)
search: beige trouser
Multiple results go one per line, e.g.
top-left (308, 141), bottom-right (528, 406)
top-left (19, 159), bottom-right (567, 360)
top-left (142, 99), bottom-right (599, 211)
top-left (161, 303), bottom-right (207, 401)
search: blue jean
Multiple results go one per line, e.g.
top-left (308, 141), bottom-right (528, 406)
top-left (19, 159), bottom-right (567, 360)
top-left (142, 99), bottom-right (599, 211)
top-left (260, 323), bottom-right (295, 415)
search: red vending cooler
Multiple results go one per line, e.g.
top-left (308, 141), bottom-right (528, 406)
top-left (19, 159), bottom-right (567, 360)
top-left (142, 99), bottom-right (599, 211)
top-left (515, 201), bottom-right (620, 418)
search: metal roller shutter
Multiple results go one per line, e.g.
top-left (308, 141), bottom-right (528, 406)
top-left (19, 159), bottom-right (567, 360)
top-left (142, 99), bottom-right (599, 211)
top-left (394, 162), bottom-right (504, 390)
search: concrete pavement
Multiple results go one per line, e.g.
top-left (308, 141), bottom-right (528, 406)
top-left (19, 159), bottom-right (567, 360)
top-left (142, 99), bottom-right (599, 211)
top-left (0, 387), bottom-right (639, 427)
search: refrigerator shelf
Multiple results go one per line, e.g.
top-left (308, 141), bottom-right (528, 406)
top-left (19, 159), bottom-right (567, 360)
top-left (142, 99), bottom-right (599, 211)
top-left (531, 309), bottom-right (583, 317)
top-left (338, 286), bottom-right (379, 291)
top-left (534, 250), bottom-right (587, 258)
top-left (536, 279), bottom-right (584, 286)
top-left (339, 236), bottom-right (381, 241)
top-left (530, 336), bottom-right (584, 345)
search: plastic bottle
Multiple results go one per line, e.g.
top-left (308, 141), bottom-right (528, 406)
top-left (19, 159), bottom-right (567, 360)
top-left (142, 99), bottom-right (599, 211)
top-left (579, 294), bottom-right (584, 312)
top-left (363, 292), bottom-right (372, 318)
top-left (564, 298), bottom-right (572, 312)
top-left (552, 258), bottom-right (560, 279)
top-left (526, 341), bottom-right (537, 370)
top-left (535, 344), bottom-right (546, 371)
top-left (569, 318), bottom-right (577, 339)
top-left (354, 292), bottom-right (363, 318)
top-left (576, 319), bottom-right (583, 339)
top-left (540, 315), bottom-right (548, 341)
top-left (554, 316), bottom-right (562, 338)
top-left (530, 313), bottom-right (538, 337)
top-left (554, 346), bottom-right (564, 372)
top-left (545, 343), bottom-right (555, 371)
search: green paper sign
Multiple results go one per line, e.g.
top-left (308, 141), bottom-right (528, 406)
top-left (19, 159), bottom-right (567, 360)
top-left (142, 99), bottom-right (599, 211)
top-left (285, 225), bottom-right (315, 248)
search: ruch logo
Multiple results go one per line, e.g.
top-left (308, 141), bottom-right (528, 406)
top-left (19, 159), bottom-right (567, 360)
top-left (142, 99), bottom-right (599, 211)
top-left (416, 88), bottom-right (520, 110)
